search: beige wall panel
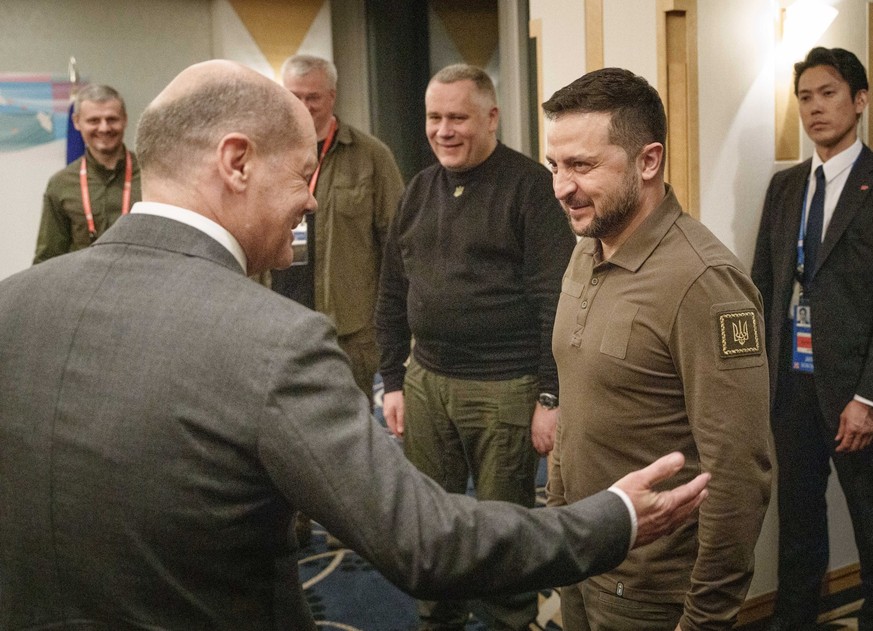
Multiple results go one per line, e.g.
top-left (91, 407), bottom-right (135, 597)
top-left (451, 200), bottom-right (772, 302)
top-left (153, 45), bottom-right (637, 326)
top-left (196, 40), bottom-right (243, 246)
top-left (228, 0), bottom-right (324, 75)
top-left (431, 0), bottom-right (499, 69)
top-left (585, 0), bottom-right (603, 72)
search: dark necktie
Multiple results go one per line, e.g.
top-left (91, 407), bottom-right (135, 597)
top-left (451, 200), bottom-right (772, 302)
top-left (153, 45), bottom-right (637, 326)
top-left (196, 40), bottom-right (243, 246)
top-left (804, 165), bottom-right (825, 286)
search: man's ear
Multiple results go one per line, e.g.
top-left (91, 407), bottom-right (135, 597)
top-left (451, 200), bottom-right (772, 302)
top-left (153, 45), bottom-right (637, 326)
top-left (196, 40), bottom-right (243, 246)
top-left (217, 133), bottom-right (253, 193)
top-left (488, 106), bottom-right (500, 134)
top-left (855, 89), bottom-right (869, 115)
top-left (638, 142), bottom-right (664, 182)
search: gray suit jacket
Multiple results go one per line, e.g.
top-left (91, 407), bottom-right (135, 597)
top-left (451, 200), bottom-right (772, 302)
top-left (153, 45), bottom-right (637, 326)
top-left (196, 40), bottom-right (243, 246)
top-left (0, 214), bottom-right (631, 630)
top-left (752, 145), bottom-right (873, 429)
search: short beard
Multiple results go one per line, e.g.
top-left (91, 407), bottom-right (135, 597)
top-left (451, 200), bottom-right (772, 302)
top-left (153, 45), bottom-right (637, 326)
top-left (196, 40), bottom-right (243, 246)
top-left (573, 166), bottom-right (640, 240)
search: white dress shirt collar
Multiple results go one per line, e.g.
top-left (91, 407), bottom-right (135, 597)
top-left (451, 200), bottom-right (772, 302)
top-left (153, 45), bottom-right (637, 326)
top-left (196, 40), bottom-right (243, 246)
top-left (130, 201), bottom-right (247, 273)
top-left (812, 138), bottom-right (862, 182)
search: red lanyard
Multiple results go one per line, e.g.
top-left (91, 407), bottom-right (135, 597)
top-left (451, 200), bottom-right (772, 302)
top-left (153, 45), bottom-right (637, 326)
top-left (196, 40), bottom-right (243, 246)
top-left (79, 150), bottom-right (133, 240)
top-left (309, 117), bottom-right (337, 194)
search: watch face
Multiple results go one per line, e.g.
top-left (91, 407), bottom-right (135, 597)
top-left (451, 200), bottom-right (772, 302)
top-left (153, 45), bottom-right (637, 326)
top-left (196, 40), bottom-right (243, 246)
top-left (538, 393), bottom-right (558, 409)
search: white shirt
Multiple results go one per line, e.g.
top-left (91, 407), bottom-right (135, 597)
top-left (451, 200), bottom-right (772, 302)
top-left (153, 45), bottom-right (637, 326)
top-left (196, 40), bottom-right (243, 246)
top-left (608, 485), bottom-right (638, 549)
top-left (808, 138), bottom-right (862, 240)
top-left (130, 201), bottom-right (247, 273)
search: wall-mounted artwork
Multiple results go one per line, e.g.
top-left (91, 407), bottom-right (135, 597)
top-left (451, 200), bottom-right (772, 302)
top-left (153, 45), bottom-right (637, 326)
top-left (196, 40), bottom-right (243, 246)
top-left (0, 75), bottom-right (75, 153)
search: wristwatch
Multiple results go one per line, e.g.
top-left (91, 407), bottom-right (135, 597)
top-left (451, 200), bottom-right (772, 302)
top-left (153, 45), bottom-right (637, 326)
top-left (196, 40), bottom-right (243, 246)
top-left (537, 392), bottom-right (559, 409)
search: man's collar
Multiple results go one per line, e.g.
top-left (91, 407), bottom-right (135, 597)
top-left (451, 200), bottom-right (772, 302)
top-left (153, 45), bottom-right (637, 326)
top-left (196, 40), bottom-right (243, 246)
top-left (130, 201), bottom-right (247, 272)
top-left (589, 185), bottom-right (683, 272)
top-left (813, 138), bottom-right (862, 182)
top-left (84, 145), bottom-right (128, 172)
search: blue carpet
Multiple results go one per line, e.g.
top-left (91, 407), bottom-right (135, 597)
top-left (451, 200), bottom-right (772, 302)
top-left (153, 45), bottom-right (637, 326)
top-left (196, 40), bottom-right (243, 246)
top-left (299, 536), bottom-right (420, 630)
top-left (299, 518), bottom-right (560, 631)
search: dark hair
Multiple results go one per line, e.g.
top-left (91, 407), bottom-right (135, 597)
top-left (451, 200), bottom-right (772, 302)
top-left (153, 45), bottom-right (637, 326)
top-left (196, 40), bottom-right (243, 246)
top-left (794, 47), bottom-right (868, 98)
top-left (542, 67), bottom-right (666, 161)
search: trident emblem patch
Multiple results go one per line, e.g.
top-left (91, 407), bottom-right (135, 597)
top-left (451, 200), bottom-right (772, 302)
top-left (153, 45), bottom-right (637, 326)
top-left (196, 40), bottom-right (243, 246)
top-left (732, 319), bottom-right (749, 346)
top-left (719, 310), bottom-right (761, 357)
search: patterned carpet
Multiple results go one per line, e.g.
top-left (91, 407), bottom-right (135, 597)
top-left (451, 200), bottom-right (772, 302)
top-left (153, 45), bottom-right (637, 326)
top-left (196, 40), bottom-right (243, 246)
top-left (298, 523), bottom-right (562, 630)
top-left (298, 491), bottom-right (562, 631)
top-left (299, 376), bottom-right (563, 629)
top-left (299, 530), bottom-right (863, 631)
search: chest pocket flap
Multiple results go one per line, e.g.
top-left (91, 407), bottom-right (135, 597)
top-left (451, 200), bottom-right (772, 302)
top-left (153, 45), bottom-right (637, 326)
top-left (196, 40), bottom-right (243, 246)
top-left (601, 300), bottom-right (639, 360)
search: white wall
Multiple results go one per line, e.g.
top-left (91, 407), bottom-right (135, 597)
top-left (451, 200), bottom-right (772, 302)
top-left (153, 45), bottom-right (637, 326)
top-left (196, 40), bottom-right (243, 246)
top-left (697, 0), bottom-right (776, 263)
top-left (603, 0), bottom-right (658, 85)
top-left (530, 0), bottom-right (587, 108)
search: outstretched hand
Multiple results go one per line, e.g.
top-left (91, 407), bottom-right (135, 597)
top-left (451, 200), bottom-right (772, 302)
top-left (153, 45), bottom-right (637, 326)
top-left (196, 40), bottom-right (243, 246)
top-left (613, 452), bottom-right (710, 549)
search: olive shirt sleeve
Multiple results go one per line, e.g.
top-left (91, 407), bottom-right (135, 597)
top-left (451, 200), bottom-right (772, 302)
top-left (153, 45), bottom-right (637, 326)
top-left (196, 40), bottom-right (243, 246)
top-left (670, 264), bottom-right (772, 631)
top-left (520, 173), bottom-right (576, 395)
top-left (34, 181), bottom-right (74, 264)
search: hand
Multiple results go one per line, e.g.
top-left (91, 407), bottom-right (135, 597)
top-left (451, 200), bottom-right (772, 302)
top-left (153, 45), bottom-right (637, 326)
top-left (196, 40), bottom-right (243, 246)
top-left (835, 399), bottom-right (873, 453)
top-left (531, 404), bottom-right (558, 455)
top-left (612, 452), bottom-right (710, 549)
top-left (383, 390), bottom-right (405, 438)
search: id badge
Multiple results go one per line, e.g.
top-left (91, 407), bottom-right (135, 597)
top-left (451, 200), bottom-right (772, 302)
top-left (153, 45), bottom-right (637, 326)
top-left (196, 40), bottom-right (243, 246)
top-left (791, 301), bottom-right (813, 373)
top-left (290, 217), bottom-right (309, 266)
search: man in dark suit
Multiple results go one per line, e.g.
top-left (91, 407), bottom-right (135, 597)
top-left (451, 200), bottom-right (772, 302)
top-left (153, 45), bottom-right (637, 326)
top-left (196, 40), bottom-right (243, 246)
top-left (752, 47), bottom-right (873, 631)
top-left (0, 60), bottom-right (709, 629)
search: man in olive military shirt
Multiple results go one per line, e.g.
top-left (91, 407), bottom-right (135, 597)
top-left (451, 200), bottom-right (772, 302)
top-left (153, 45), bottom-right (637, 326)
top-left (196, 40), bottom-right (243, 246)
top-left (34, 84), bottom-right (141, 263)
top-left (273, 55), bottom-right (404, 404)
top-left (544, 68), bottom-right (771, 631)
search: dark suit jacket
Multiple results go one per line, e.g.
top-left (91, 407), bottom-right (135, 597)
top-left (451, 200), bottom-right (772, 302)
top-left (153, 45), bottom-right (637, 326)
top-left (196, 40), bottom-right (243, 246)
top-left (752, 145), bottom-right (873, 430)
top-left (0, 213), bottom-right (631, 630)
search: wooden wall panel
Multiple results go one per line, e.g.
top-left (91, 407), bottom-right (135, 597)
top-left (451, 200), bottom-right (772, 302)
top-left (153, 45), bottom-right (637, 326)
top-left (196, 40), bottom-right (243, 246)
top-left (657, 0), bottom-right (700, 217)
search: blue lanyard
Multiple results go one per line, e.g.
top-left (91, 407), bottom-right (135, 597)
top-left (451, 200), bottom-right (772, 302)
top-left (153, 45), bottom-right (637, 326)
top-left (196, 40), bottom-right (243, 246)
top-left (795, 179), bottom-right (812, 280)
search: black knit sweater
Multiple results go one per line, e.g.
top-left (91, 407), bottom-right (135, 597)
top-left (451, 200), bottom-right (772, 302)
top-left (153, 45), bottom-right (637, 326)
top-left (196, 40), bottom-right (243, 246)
top-left (375, 143), bottom-right (576, 394)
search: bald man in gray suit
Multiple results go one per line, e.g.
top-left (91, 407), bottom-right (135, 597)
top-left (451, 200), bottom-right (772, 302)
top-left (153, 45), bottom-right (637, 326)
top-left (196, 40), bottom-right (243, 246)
top-left (0, 60), bottom-right (708, 630)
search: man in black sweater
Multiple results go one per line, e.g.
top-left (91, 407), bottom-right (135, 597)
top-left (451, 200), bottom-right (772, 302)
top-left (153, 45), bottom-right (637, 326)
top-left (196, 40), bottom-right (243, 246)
top-left (375, 63), bottom-right (576, 631)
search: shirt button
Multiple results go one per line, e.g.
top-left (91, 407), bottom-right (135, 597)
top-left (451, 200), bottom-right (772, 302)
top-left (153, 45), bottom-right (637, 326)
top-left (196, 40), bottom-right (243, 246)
top-left (591, 278), bottom-right (599, 285)
top-left (581, 300), bottom-right (588, 309)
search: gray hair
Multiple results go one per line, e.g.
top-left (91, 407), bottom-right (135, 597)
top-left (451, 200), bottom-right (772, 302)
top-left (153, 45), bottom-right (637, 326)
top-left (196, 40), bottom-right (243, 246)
top-left (280, 54), bottom-right (337, 90)
top-left (429, 64), bottom-right (497, 106)
top-left (74, 84), bottom-right (126, 116)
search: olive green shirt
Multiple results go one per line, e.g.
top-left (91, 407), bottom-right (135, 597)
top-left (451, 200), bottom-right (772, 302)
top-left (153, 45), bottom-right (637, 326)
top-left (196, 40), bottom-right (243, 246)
top-left (548, 187), bottom-right (772, 631)
top-left (311, 122), bottom-right (404, 336)
top-left (34, 147), bottom-right (141, 264)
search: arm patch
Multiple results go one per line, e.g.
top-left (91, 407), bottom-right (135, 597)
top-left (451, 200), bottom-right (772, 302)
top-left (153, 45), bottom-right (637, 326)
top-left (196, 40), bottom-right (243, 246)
top-left (718, 310), bottom-right (762, 358)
